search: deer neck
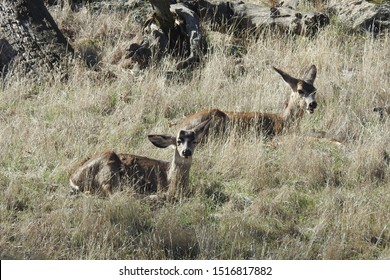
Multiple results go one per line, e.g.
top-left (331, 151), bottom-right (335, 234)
top-left (167, 149), bottom-right (192, 198)
top-left (280, 97), bottom-right (305, 129)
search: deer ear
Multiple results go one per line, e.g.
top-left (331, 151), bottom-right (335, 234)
top-left (148, 134), bottom-right (176, 148)
top-left (273, 66), bottom-right (298, 91)
top-left (304, 65), bottom-right (317, 85)
top-left (193, 118), bottom-right (212, 141)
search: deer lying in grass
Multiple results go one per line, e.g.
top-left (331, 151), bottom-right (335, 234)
top-left (69, 119), bottom-right (210, 200)
top-left (175, 65), bottom-right (318, 139)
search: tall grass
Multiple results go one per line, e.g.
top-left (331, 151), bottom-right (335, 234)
top-left (0, 3), bottom-right (389, 259)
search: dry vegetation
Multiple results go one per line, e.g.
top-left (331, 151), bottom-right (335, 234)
top-left (1, 1), bottom-right (390, 259)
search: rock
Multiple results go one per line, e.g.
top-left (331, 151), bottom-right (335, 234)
top-left (230, 1), bottom-right (329, 36)
top-left (328, 0), bottom-right (390, 33)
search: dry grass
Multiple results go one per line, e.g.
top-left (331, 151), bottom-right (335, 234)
top-left (0, 2), bottom-right (389, 260)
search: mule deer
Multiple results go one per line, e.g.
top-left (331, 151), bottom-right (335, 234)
top-left (175, 65), bottom-right (318, 139)
top-left (69, 119), bottom-right (210, 200)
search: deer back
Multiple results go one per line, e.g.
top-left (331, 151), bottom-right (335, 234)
top-left (118, 153), bottom-right (170, 193)
top-left (225, 111), bottom-right (284, 137)
top-left (69, 151), bottom-right (122, 196)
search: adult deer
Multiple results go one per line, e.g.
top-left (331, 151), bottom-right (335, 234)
top-left (175, 65), bottom-right (318, 139)
top-left (69, 119), bottom-right (210, 200)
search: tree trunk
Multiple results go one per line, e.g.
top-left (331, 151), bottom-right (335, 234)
top-left (0, 0), bottom-right (73, 78)
top-left (149, 0), bottom-right (176, 34)
top-left (126, 0), bottom-right (204, 70)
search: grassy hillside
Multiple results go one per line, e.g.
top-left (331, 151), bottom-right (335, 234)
top-left (0, 1), bottom-right (389, 259)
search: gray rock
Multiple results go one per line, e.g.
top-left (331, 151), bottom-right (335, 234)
top-left (328, 0), bottom-right (390, 33)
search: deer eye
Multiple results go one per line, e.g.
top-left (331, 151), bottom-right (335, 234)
top-left (177, 139), bottom-right (183, 145)
top-left (298, 89), bottom-right (305, 95)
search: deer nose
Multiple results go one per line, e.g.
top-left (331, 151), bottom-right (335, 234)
top-left (182, 149), bottom-right (192, 157)
top-left (308, 101), bottom-right (317, 110)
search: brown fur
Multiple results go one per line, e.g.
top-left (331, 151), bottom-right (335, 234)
top-left (69, 120), bottom-right (210, 199)
top-left (69, 152), bottom-right (171, 196)
top-left (225, 112), bottom-right (285, 136)
top-left (118, 153), bottom-right (169, 193)
top-left (176, 65), bottom-right (318, 139)
top-left (69, 151), bottom-right (122, 196)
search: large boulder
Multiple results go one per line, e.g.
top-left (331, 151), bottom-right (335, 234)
top-left (279, 0), bottom-right (390, 33)
top-left (327, 0), bottom-right (390, 33)
top-left (229, 1), bottom-right (329, 36)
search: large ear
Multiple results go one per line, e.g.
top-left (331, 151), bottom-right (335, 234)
top-left (303, 65), bottom-right (317, 85)
top-left (273, 66), bottom-right (299, 91)
top-left (148, 134), bottom-right (176, 148)
top-left (193, 118), bottom-right (212, 141)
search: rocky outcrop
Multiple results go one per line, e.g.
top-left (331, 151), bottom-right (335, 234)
top-left (228, 1), bottom-right (329, 36)
top-left (328, 0), bottom-right (390, 33)
top-left (279, 0), bottom-right (390, 33)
